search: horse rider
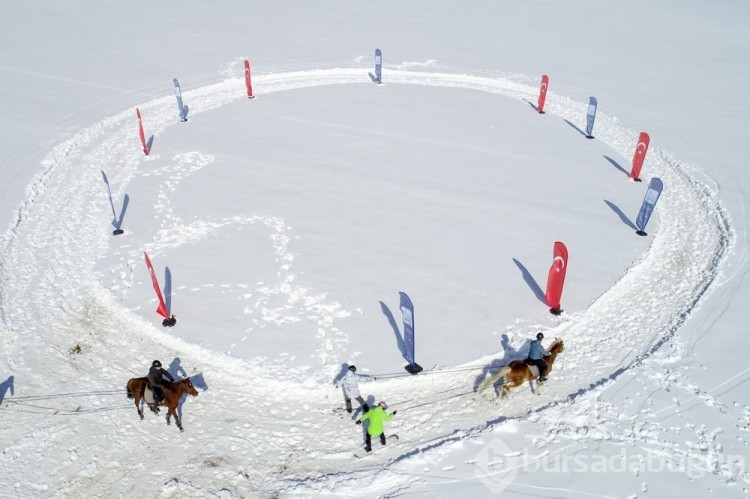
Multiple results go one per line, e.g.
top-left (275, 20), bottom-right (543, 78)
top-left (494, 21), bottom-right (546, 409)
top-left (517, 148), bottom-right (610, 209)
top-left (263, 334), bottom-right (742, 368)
top-left (525, 332), bottom-right (551, 382)
top-left (148, 360), bottom-right (174, 409)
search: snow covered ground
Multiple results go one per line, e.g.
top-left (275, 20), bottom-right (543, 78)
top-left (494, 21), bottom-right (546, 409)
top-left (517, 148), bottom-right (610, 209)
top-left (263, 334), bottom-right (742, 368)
top-left (1, 2), bottom-right (749, 498)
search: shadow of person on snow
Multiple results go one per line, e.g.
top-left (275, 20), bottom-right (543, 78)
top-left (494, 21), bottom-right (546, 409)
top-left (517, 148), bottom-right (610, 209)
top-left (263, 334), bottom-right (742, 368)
top-left (168, 357), bottom-right (188, 378)
top-left (173, 369), bottom-right (206, 421)
top-left (473, 334), bottom-right (523, 391)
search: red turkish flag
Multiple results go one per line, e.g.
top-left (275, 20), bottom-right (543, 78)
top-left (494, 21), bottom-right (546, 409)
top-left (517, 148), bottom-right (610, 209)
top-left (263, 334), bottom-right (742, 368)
top-left (244, 59), bottom-right (254, 98)
top-left (136, 108), bottom-right (148, 155)
top-left (629, 132), bottom-right (650, 181)
top-left (537, 75), bottom-right (549, 113)
top-left (545, 241), bottom-right (568, 313)
top-left (144, 252), bottom-right (169, 319)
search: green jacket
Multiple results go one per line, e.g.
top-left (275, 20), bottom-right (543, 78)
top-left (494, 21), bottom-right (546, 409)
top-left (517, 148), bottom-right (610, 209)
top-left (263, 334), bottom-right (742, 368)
top-left (358, 407), bottom-right (394, 436)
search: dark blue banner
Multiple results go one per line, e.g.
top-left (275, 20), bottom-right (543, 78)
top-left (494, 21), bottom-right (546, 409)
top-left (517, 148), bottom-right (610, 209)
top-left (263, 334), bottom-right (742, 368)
top-left (399, 292), bottom-right (415, 365)
top-left (173, 78), bottom-right (187, 122)
top-left (585, 96), bottom-right (597, 138)
top-left (375, 49), bottom-right (382, 84)
top-left (636, 177), bottom-right (663, 233)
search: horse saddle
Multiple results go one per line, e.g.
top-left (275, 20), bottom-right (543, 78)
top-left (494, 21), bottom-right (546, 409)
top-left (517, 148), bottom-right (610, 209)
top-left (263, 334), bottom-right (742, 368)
top-left (524, 359), bottom-right (540, 378)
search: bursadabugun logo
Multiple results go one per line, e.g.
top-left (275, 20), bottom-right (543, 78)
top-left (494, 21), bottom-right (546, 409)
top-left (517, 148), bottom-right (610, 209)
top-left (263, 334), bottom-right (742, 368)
top-left (474, 437), bottom-right (519, 494)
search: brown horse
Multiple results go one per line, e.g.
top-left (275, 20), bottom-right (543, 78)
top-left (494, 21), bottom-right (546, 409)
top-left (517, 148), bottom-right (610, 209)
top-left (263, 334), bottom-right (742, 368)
top-left (126, 377), bottom-right (199, 431)
top-left (478, 339), bottom-right (564, 398)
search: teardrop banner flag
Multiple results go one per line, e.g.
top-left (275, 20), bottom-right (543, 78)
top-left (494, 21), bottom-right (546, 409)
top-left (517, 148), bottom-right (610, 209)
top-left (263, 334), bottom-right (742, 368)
top-left (136, 108), bottom-right (149, 155)
top-left (399, 291), bottom-right (423, 374)
top-left (144, 252), bottom-right (169, 320)
top-left (585, 96), bottom-right (597, 138)
top-left (244, 59), bottom-right (256, 99)
top-left (545, 241), bottom-right (568, 315)
top-left (635, 177), bottom-right (663, 236)
top-left (374, 48), bottom-right (383, 84)
top-left (173, 78), bottom-right (188, 122)
top-left (101, 171), bottom-right (124, 235)
top-left (537, 74), bottom-right (549, 113)
top-left (629, 132), bottom-right (650, 182)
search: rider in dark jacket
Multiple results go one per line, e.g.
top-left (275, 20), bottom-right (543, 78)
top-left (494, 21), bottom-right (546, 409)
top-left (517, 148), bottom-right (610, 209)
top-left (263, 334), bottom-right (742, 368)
top-left (147, 360), bottom-right (174, 405)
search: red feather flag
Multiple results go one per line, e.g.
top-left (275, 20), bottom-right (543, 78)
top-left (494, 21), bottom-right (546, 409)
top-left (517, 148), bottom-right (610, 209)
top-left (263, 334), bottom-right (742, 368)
top-left (136, 107), bottom-right (149, 155)
top-left (144, 252), bottom-right (169, 320)
top-left (537, 74), bottom-right (549, 113)
top-left (545, 241), bottom-right (568, 315)
top-left (244, 59), bottom-right (255, 99)
top-left (629, 132), bottom-right (650, 181)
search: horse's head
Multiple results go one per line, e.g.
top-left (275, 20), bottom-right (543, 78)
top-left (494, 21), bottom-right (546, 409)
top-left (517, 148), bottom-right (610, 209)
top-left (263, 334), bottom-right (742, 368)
top-left (181, 377), bottom-right (199, 397)
top-left (550, 338), bottom-right (564, 353)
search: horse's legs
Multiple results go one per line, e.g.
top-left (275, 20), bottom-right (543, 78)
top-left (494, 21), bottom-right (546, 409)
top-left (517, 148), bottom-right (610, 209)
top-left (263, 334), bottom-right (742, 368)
top-left (478, 372), bottom-right (499, 395)
top-left (166, 406), bottom-right (183, 431)
top-left (134, 395), bottom-right (144, 420)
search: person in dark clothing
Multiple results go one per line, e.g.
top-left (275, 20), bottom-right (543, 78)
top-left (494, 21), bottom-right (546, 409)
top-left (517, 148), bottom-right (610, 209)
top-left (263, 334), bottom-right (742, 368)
top-left (147, 360), bottom-right (174, 410)
top-left (525, 332), bottom-right (552, 382)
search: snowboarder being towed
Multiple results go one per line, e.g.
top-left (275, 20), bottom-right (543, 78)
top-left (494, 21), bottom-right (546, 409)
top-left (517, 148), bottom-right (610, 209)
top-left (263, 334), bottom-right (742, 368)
top-left (525, 332), bottom-right (551, 382)
top-left (147, 360), bottom-right (174, 411)
top-left (336, 365), bottom-right (374, 413)
top-left (356, 401), bottom-right (396, 452)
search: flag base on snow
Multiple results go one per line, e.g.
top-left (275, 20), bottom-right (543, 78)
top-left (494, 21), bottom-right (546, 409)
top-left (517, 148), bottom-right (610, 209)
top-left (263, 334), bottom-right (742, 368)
top-left (162, 315), bottom-right (177, 327)
top-left (113, 229), bottom-right (124, 236)
top-left (636, 230), bottom-right (647, 236)
top-left (549, 307), bottom-right (563, 316)
top-left (586, 135), bottom-right (594, 139)
top-left (405, 363), bottom-right (423, 375)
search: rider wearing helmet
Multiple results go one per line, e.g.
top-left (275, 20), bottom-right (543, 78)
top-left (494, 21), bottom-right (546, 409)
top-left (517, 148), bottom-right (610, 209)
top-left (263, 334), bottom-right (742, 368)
top-left (526, 332), bottom-right (552, 382)
top-left (147, 360), bottom-right (175, 408)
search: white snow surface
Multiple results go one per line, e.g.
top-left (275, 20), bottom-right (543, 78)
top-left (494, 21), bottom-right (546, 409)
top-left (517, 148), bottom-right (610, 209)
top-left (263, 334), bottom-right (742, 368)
top-left (1, 2), bottom-right (749, 498)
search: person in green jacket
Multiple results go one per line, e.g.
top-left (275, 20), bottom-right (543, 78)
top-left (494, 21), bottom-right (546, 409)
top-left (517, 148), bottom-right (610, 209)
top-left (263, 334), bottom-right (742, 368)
top-left (356, 401), bottom-right (397, 452)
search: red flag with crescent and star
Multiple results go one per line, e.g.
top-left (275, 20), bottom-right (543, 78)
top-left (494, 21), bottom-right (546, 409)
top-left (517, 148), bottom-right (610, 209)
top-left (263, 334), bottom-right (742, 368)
top-left (136, 107), bottom-right (149, 155)
top-left (244, 59), bottom-right (255, 99)
top-left (144, 252), bottom-right (169, 320)
top-left (537, 74), bottom-right (549, 113)
top-left (629, 132), bottom-right (650, 181)
top-left (545, 241), bottom-right (568, 314)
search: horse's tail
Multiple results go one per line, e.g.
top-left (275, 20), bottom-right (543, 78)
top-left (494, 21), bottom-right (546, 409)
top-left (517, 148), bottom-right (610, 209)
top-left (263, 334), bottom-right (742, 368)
top-left (126, 381), bottom-right (134, 399)
top-left (478, 366), bottom-right (511, 394)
